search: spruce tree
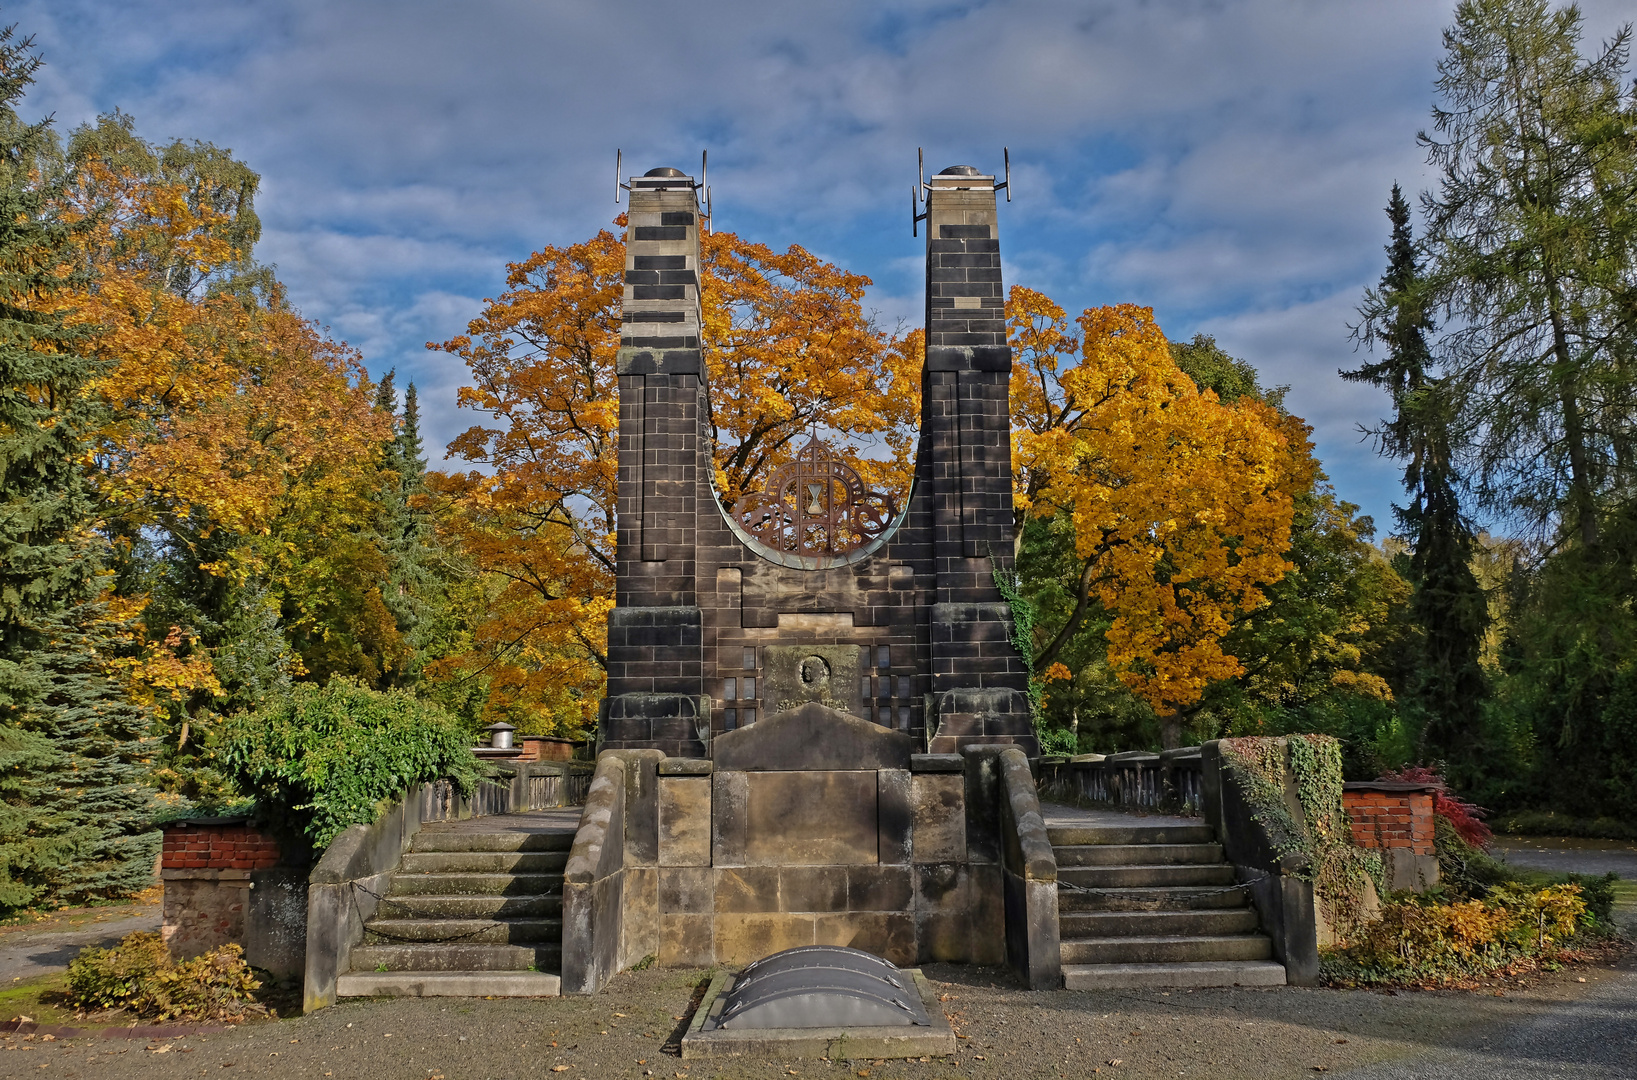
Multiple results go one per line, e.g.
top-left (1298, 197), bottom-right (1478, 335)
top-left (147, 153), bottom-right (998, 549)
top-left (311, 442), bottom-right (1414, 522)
top-left (0, 29), bottom-right (93, 720)
top-left (369, 374), bottom-right (438, 685)
top-left (1347, 185), bottom-right (1489, 773)
top-left (0, 27), bottom-right (160, 909)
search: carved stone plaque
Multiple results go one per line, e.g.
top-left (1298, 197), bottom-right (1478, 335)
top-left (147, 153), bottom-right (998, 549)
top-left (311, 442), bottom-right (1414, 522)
top-left (762, 644), bottom-right (862, 717)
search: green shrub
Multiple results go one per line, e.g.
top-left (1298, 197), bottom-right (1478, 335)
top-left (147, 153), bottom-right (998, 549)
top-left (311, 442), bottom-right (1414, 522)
top-left (220, 681), bottom-right (483, 848)
top-left (1340, 884), bottom-right (1587, 979)
top-left (1433, 817), bottom-right (1620, 928)
top-left (66, 932), bottom-right (261, 1021)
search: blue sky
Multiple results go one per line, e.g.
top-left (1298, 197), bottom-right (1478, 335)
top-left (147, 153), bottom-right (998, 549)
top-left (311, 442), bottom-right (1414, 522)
top-left (12, 0), bottom-right (1633, 536)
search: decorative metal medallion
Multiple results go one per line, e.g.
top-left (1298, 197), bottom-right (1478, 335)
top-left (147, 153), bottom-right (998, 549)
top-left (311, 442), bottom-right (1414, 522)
top-left (734, 440), bottom-right (899, 557)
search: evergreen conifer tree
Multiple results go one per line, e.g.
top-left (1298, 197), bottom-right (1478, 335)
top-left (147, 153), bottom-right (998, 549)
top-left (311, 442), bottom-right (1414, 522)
top-left (1348, 185), bottom-right (1489, 772)
top-left (371, 375), bottom-right (437, 684)
top-left (0, 27), bottom-right (160, 909)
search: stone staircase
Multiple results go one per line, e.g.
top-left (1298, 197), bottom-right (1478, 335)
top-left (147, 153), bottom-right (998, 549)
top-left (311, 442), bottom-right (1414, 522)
top-left (1051, 814), bottom-right (1287, 990)
top-left (335, 811), bottom-right (576, 998)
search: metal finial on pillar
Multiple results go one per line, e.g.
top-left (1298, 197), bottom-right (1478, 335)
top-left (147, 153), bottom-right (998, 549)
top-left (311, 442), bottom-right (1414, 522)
top-left (912, 147), bottom-right (929, 236)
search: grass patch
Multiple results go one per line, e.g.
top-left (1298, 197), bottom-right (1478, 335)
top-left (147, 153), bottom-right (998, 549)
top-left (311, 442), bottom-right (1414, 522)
top-left (0, 889), bottom-right (160, 934)
top-left (0, 973), bottom-right (79, 1026)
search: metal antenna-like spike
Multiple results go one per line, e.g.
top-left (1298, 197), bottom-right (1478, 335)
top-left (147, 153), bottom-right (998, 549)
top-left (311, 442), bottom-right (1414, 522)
top-left (701, 149), bottom-right (707, 195)
top-left (706, 186), bottom-right (713, 234)
top-left (912, 186), bottom-right (918, 237)
top-left (1004, 147), bottom-right (1011, 202)
top-left (615, 149), bottom-right (622, 204)
top-left (918, 147), bottom-right (925, 190)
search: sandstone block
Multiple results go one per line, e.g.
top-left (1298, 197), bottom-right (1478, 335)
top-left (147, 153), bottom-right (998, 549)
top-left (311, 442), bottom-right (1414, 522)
top-left (911, 773), bottom-right (966, 863)
top-left (659, 776), bottom-right (711, 866)
top-left (744, 771), bottom-right (878, 865)
top-left (713, 913), bottom-right (816, 965)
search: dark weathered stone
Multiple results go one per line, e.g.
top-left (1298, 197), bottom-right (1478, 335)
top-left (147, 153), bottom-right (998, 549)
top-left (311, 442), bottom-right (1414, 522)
top-left (712, 702), bottom-right (913, 772)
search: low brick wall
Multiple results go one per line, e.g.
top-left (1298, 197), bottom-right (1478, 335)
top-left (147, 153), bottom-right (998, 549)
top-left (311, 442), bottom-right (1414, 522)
top-left (162, 821), bottom-right (282, 871)
top-left (1341, 782), bottom-right (1440, 892)
top-left (160, 818), bottom-right (306, 979)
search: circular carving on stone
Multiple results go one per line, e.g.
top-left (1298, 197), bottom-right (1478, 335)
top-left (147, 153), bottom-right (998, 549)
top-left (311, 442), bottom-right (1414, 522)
top-left (799, 656), bottom-right (831, 689)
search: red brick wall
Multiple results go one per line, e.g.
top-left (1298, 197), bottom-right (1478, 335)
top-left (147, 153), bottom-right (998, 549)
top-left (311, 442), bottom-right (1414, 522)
top-left (161, 822), bottom-right (281, 870)
top-left (1343, 788), bottom-right (1435, 856)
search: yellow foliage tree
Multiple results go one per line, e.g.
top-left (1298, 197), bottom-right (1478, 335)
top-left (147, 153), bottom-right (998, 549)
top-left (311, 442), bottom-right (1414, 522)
top-left (1017, 303), bottom-right (1308, 746)
top-left (54, 148), bottom-right (392, 706)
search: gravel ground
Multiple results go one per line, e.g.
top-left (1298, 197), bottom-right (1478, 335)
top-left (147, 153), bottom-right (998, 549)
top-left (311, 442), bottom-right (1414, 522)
top-left (0, 904), bottom-right (161, 984)
top-left (3, 951), bottom-right (1628, 1080)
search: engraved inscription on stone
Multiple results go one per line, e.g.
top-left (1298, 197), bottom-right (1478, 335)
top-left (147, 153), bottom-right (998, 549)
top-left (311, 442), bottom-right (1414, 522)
top-left (763, 644), bottom-right (861, 716)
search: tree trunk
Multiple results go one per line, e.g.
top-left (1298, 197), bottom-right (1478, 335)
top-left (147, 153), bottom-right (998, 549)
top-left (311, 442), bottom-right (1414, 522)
top-left (1159, 711), bottom-right (1183, 750)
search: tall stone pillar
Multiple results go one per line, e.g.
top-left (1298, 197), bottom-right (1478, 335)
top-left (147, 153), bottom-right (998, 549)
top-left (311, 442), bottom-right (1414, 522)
top-left (601, 167), bottom-right (708, 757)
top-left (920, 166), bottom-right (1036, 756)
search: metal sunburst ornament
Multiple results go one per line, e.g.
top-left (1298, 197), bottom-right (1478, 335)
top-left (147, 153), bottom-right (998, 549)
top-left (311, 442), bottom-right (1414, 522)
top-left (734, 439), bottom-right (899, 557)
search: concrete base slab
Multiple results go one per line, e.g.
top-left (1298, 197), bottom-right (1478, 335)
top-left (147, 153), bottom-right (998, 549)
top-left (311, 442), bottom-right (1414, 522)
top-left (335, 971), bottom-right (561, 998)
top-left (681, 969), bottom-right (956, 1060)
top-left (1063, 960), bottom-right (1287, 990)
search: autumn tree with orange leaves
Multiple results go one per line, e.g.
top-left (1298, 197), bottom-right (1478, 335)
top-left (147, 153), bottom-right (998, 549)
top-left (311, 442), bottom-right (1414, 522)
top-left (40, 116), bottom-right (412, 801)
top-left (1009, 299), bottom-right (1309, 748)
top-left (429, 225), bottom-right (917, 733)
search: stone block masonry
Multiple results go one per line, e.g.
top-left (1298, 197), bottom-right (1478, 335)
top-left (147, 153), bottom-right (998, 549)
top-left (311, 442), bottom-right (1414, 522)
top-left (599, 162), bottom-right (1035, 759)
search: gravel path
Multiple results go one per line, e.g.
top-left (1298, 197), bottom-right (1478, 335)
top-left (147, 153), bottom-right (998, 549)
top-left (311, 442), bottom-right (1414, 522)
top-left (0, 904), bottom-right (160, 984)
top-left (3, 953), bottom-right (1627, 1080)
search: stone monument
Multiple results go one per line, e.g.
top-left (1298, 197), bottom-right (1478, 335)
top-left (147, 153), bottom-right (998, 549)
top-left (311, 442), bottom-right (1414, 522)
top-left (601, 163), bottom-right (1035, 759)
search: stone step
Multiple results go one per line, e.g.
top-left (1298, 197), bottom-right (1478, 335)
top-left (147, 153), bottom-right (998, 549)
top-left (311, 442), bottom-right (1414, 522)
top-left (1058, 885), bottom-right (1250, 913)
top-left (1060, 908), bottom-right (1260, 939)
top-left (1062, 961), bottom-right (1287, 990)
top-left (1061, 933), bottom-right (1273, 965)
top-left (363, 918), bottom-right (562, 945)
top-left (387, 872), bottom-right (565, 897)
top-left (1059, 863), bottom-right (1238, 889)
top-left (1053, 843), bottom-right (1224, 867)
top-left (370, 894), bottom-right (562, 919)
top-left (410, 829), bottom-right (575, 854)
top-left (400, 850), bottom-right (569, 874)
top-left (337, 971), bottom-right (561, 998)
top-left (350, 943), bottom-right (560, 973)
top-left (1048, 824), bottom-right (1217, 847)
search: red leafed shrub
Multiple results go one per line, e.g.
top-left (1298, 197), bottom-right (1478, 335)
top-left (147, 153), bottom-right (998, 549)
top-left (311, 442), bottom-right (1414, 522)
top-left (1378, 766), bottom-right (1493, 849)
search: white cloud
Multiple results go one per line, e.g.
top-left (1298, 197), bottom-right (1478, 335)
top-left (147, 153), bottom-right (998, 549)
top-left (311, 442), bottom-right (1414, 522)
top-left (10, 0), bottom-right (1631, 528)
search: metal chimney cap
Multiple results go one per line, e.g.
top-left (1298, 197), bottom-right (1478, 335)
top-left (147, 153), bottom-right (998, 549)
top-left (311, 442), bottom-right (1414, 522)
top-left (644, 166), bottom-right (687, 177)
top-left (939, 165), bottom-right (981, 176)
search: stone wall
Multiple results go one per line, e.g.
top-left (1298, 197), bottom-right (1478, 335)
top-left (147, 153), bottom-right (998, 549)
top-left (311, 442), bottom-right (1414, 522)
top-left (565, 706), bottom-right (1045, 991)
top-left (160, 818), bottom-right (306, 979)
top-left (651, 755), bottom-right (1004, 968)
top-left (1341, 782), bottom-right (1440, 893)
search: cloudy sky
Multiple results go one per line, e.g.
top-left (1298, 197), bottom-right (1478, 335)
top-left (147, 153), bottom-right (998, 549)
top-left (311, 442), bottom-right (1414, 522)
top-left (11, 0), bottom-right (1633, 534)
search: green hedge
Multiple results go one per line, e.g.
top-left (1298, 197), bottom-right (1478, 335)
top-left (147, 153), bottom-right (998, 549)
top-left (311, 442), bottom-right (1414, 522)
top-left (221, 681), bottom-right (483, 848)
